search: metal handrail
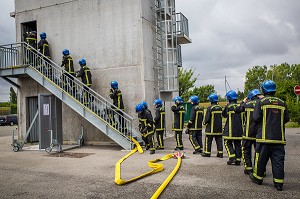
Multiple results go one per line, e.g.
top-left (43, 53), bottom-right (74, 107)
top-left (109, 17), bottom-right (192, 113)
top-left (0, 42), bottom-right (134, 142)
top-left (175, 12), bottom-right (189, 37)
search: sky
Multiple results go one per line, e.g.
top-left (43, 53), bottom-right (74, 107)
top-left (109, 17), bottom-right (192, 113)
top-left (0, 0), bottom-right (300, 101)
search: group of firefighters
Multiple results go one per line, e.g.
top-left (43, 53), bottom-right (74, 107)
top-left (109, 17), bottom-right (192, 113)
top-left (24, 31), bottom-right (289, 192)
top-left (134, 80), bottom-right (289, 192)
top-left (24, 31), bottom-right (93, 105)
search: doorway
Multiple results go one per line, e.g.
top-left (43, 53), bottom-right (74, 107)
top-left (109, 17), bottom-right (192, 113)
top-left (21, 21), bottom-right (37, 42)
top-left (27, 96), bottom-right (39, 142)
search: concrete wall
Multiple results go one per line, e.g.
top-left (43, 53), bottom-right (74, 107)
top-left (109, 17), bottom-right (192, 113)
top-left (14, 0), bottom-right (178, 144)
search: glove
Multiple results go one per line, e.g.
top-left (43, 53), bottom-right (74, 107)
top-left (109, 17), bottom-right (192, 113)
top-left (185, 129), bottom-right (190, 134)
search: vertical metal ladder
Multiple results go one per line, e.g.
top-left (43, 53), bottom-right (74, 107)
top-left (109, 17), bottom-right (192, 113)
top-left (0, 42), bottom-right (143, 150)
top-left (155, 0), bottom-right (179, 92)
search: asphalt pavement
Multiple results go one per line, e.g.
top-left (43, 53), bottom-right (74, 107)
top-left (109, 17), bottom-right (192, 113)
top-left (0, 125), bottom-right (299, 199)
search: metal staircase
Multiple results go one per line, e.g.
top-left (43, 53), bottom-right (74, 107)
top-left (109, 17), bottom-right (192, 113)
top-left (0, 42), bottom-right (142, 150)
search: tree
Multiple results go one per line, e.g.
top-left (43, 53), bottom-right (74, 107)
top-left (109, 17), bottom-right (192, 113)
top-left (189, 85), bottom-right (215, 102)
top-left (10, 87), bottom-right (17, 104)
top-left (178, 68), bottom-right (197, 101)
top-left (244, 65), bottom-right (267, 95)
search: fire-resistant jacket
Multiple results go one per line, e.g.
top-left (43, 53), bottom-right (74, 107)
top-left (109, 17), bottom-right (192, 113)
top-left (154, 106), bottom-right (165, 131)
top-left (235, 98), bottom-right (260, 140)
top-left (171, 103), bottom-right (185, 131)
top-left (61, 55), bottom-right (75, 75)
top-left (253, 96), bottom-right (289, 144)
top-left (187, 104), bottom-right (204, 130)
top-left (26, 33), bottom-right (37, 49)
top-left (138, 109), bottom-right (154, 136)
top-left (76, 65), bottom-right (92, 86)
top-left (204, 103), bottom-right (223, 135)
top-left (37, 39), bottom-right (50, 58)
top-left (222, 102), bottom-right (243, 140)
top-left (109, 88), bottom-right (124, 110)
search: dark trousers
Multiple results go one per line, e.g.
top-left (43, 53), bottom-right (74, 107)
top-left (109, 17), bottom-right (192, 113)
top-left (82, 85), bottom-right (91, 105)
top-left (175, 131), bottom-right (183, 149)
top-left (62, 73), bottom-right (76, 96)
top-left (142, 133), bottom-right (155, 151)
top-left (224, 139), bottom-right (242, 161)
top-left (253, 143), bottom-right (285, 186)
top-left (156, 130), bottom-right (164, 148)
top-left (189, 130), bottom-right (203, 151)
top-left (242, 139), bottom-right (256, 171)
top-left (204, 135), bottom-right (223, 155)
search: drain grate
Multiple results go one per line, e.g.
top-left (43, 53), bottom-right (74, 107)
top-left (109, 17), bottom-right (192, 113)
top-left (46, 152), bottom-right (94, 158)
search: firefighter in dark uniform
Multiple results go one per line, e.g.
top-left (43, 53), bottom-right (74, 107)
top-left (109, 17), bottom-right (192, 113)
top-left (153, 99), bottom-right (165, 150)
top-left (202, 93), bottom-right (223, 158)
top-left (222, 90), bottom-right (243, 165)
top-left (25, 31), bottom-right (37, 49)
top-left (109, 81), bottom-right (126, 132)
top-left (61, 49), bottom-right (76, 95)
top-left (171, 96), bottom-right (185, 150)
top-left (250, 80), bottom-right (289, 191)
top-left (186, 95), bottom-right (204, 154)
top-left (25, 31), bottom-right (37, 65)
top-left (136, 103), bottom-right (155, 154)
top-left (38, 32), bottom-right (51, 78)
top-left (235, 89), bottom-right (261, 174)
top-left (76, 58), bottom-right (92, 106)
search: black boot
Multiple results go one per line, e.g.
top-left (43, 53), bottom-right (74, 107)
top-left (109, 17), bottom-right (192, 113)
top-left (150, 150), bottom-right (155, 155)
top-left (244, 169), bottom-right (253, 175)
top-left (274, 184), bottom-right (283, 191)
top-left (201, 153), bottom-right (211, 157)
top-left (227, 159), bottom-right (236, 165)
top-left (249, 173), bottom-right (262, 185)
top-left (216, 153), bottom-right (223, 158)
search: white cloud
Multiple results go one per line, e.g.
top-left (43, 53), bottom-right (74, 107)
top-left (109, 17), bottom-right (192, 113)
top-left (176, 0), bottom-right (300, 96)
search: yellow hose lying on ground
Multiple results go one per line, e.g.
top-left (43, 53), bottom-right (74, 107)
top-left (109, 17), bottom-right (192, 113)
top-left (114, 138), bottom-right (182, 199)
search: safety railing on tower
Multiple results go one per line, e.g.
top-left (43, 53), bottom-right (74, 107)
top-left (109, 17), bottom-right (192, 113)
top-left (0, 42), bottom-right (136, 147)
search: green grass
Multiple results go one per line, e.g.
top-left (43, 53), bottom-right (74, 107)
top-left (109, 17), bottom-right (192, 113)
top-left (285, 121), bottom-right (300, 128)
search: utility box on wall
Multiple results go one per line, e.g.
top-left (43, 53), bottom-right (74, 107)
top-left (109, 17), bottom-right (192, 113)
top-left (38, 94), bottom-right (62, 149)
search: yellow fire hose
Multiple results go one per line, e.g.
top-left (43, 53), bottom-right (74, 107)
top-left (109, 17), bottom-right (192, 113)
top-left (115, 138), bottom-right (182, 199)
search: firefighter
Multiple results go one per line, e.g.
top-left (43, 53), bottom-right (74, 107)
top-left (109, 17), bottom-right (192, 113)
top-left (235, 89), bottom-right (261, 174)
top-left (250, 80), bottom-right (289, 191)
top-left (25, 31), bottom-right (37, 65)
top-left (222, 90), bottom-right (243, 165)
top-left (109, 81), bottom-right (126, 133)
top-left (202, 93), bottom-right (223, 158)
top-left (186, 95), bottom-right (204, 154)
top-left (38, 32), bottom-right (50, 59)
top-left (153, 99), bottom-right (165, 150)
top-left (38, 32), bottom-right (51, 78)
top-left (136, 103), bottom-right (155, 154)
top-left (76, 58), bottom-right (92, 106)
top-left (171, 96), bottom-right (185, 150)
top-left (25, 31), bottom-right (37, 49)
top-left (61, 49), bottom-right (76, 95)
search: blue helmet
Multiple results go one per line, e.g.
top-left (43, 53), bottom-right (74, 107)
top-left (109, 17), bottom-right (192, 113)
top-left (135, 103), bottom-right (145, 113)
top-left (189, 95), bottom-right (199, 104)
top-left (62, 49), bottom-right (70, 56)
top-left (40, 32), bottom-right (46, 39)
top-left (261, 80), bottom-right (276, 94)
top-left (141, 101), bottom-right (148, 109)
top-left (110, 81), bottom-right (118, 89)
top-left (153, 99), bottom-right (163, 106)
top-left (225, 90), bottom-right (238, 101)
top-left (78, 58), bottom-right (86, 66)
top-left (248, 89), bottom-right (261, 100)
top-left (173, 96), bottom-right (183, 103)
top-left (208, 93), bottom-right (218, 103)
